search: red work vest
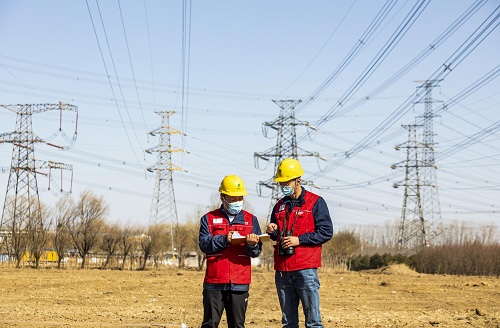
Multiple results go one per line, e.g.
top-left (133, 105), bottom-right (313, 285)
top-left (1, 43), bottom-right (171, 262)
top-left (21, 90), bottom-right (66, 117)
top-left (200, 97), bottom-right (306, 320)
top-left (204, 209), bottom-right (254, 284)
top-left (273, 191), bottom-right (323, 271)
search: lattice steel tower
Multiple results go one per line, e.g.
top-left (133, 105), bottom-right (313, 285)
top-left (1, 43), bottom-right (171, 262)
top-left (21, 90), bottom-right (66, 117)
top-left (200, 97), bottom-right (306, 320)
top-left (392, 124), bottom-right (432, 255)
top-left (416, 80), bottom-right (444, 245)
top-left (146, 111), bottom-right (184, 242)
top-left (0, 103), bottom-right (77, 231)
top-left (254, 100), bottom-right (321, 221)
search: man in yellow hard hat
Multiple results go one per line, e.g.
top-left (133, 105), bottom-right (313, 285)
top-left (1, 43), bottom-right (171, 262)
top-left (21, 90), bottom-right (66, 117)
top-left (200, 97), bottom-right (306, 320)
top-left (266, 158), bottom-right (333, 328)
top-left (199, 175), bottom-right (262, 328)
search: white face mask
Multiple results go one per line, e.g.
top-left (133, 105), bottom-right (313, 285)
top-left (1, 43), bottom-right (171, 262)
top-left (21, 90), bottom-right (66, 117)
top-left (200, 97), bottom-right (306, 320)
top-left (280, 179), bottom-right (297, 197)
top-left (281, 185), bottom-right (294, 197)
top-left (224, 199), bottom-right (244, 215)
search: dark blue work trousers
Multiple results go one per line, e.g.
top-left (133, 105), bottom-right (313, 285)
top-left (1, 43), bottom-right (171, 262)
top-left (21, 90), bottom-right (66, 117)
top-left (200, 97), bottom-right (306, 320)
top-left (201, 289), bottom-right (249, 328)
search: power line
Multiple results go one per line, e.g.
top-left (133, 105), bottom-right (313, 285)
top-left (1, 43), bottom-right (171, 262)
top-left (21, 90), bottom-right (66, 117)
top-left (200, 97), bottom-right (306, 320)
top-left (297, 0), bottom-right (431, 116)
top-left (180, 0), bottom-right (192, 152)
top-left (142, 0), bottom-right (156, 119)
top-left (299, 0), bottom-right (488, 125)
top-left (117, 0), bottom-right (148, 135)
top-left (86, 0), bottom-right (146, 168)
top-left (278, 0), bottom-right (359, 97)
top-left (308, 16), bottom-right (500, 181)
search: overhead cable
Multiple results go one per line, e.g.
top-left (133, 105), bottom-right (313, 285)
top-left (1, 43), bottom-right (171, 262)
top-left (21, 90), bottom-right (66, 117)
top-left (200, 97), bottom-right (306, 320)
top-left (295, 0), bottom-right (399, 113)
top-left (85, 0), bottom-right (145, 168)
top-left (300, 0), bottom-right (488, 129)
top-left (308, 9), bottom-right (499, 180)
top-left (117, 0), bottom-right (149, 135)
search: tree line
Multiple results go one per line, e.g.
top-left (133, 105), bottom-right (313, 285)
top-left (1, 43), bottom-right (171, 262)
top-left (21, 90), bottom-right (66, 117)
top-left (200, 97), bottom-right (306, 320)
top-left (1, 189), bottom-right (498, 276)
top-left (0, 190), bottom-right (202, 270)
top-left (324, 227), bottom-right (499, 276)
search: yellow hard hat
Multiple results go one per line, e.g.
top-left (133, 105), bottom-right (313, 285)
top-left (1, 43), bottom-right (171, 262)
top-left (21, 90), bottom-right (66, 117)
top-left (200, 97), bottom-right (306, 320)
top-left (274, 158), bottom-right (304, 182)
top-left (219, 175), bottom-right (248, 196)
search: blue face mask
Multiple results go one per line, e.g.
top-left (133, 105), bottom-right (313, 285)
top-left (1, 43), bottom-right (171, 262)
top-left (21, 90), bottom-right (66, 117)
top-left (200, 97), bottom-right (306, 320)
top-left (225, 200), bottom-right (244, 215)
top-left (281, 185), bottom-right (294, 197)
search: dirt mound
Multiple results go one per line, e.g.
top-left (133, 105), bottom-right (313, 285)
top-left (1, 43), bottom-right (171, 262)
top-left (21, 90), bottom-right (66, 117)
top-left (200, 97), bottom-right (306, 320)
top-left (379, 263), bottom-right (421, 276)
top-left (364, 263), bottom-right (421, 276)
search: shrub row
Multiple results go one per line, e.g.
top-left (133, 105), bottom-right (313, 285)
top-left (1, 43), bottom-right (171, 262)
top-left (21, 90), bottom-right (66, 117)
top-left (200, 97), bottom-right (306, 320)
top-left (413, 242), bottom-right (500, 276)
top-left (349, 242), bottom-right (500, 276)
top-left (350, 253), bottom-right (414, 271)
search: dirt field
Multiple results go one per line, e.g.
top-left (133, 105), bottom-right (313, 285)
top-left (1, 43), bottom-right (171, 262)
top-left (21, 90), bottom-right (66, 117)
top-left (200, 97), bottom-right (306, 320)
top-left (0, 265), bottom-right (498, 328)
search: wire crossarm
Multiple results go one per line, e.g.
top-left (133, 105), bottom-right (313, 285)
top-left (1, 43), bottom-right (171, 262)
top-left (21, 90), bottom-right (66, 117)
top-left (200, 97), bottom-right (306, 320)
top-left (0, 102), bottom-right (77, 230)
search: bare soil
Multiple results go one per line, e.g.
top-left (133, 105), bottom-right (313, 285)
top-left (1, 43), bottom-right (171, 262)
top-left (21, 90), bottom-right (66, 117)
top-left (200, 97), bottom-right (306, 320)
top-left (0, 264), bottom-right (499, 327)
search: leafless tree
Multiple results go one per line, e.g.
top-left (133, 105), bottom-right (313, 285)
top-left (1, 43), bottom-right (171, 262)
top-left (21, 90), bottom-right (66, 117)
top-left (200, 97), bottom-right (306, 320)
top-left (440, 222), bottom-right (498, 246)
top-left (53, 196), bottom-right (75, 269)
top-left (100, 223), bottom-right (121, 270)
top-left (192, 194), bottom-right (222, 270)
top-left (174, 223), bottom-right (188, 268)
top-left (175, 219), bottom-right (203, 268)
top-left (187, 207), bottom-right (206, 271)
top-left (139, 224), bottom-right (166, 270)
top-left (26, 202), bottom-right (51, 268)
top-left (118, 224), bottom-right (140, 270)
top-left (67, 190), bottom-right (108, 269)
top-left (352, 221), bottom-right (399, 255)
top-left (3, 197), bottom-right (30, 268)
top-left (324, 230), bottom-right (361, 271)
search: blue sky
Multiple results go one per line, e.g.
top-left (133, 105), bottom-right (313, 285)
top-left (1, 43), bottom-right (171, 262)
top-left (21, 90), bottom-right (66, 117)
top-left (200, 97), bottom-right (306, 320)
top-left (0, 1), bottom-right (498, 234)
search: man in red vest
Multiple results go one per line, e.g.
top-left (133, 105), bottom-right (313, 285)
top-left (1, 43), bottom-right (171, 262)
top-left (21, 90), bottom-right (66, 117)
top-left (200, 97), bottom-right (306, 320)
top-left (266, 158), bottom-right (333, 328)
top-left (199, 175), bottom-right (262, 328)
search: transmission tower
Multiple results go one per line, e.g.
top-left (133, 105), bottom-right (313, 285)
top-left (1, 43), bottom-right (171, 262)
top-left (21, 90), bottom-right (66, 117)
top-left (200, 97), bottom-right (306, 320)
top-left (392, 124), bottom-right (432, 255)
top-left (0, 103), bottom-right (77, 232)
top-left (254, 100), bottom-right (322, 221)
top-left (415, 80), bottom-right (444, 245)
top-left (146, 111), bottom-right (185, 250)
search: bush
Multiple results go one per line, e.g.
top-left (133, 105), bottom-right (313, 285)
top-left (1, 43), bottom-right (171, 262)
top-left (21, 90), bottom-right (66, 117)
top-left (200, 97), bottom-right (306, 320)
top-left (350, 253), bottom-right (412, 271)
top-left (413, 242), bottom-right (500, 276)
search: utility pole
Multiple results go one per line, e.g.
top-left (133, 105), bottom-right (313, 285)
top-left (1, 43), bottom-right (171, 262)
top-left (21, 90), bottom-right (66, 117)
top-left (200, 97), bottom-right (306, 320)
top-left (0, 102), bottom-right (77, 232)
top-left (392, 80), bottom-right (444, 255)
top-left (146, 111), bottom-right (185, 251)
top-left (254, 100), bottom-right (322, 222)
top-left (392, 124), bottom-right (430, 255)
top-left (415, 79), bottom-right (444, 246)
